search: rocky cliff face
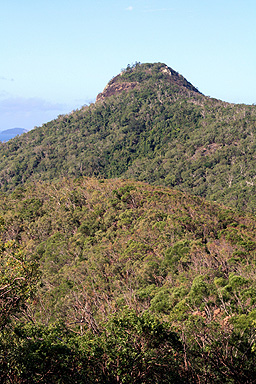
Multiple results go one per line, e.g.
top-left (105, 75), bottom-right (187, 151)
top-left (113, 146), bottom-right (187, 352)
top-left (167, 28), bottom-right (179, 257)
top-left (96, 81), bottom-right (138, 102)
top-left (96, 63), bottom-right (201, 102)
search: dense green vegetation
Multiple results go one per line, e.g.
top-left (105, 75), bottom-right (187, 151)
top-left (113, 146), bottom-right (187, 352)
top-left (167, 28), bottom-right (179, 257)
top-left (0, 62), bottom-right (256, 382)
top-left (0, 62), bottom-right (255, 213)
top-left (1, 178), bottom-right (256, 382)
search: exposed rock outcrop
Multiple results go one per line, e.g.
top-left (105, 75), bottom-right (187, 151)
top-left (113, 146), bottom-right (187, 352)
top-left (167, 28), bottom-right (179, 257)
top-left (96, 81), bottom-right (138, 102)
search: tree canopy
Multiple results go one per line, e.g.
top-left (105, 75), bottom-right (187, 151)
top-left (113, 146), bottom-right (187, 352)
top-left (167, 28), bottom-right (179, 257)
top-left (0, 63), bottom-right (255, 213)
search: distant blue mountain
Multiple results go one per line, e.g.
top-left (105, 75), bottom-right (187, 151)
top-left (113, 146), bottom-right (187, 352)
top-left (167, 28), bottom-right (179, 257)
top-left (0, 128), bottom-right (28, 142)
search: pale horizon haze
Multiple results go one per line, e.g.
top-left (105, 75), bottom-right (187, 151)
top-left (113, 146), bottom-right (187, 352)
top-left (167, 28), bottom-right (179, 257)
top-left (1, 0), bottom-right (256, 131)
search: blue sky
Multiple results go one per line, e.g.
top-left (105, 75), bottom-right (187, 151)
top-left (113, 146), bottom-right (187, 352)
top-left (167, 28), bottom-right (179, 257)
top-left (0, 0), bottom-right (256, 131)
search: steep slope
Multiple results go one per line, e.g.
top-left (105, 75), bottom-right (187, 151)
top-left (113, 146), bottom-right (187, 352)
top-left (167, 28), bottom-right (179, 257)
top-left (96, 62), bottom-right (201, 102)
top-left (0, 62), bottom-right (255, 213)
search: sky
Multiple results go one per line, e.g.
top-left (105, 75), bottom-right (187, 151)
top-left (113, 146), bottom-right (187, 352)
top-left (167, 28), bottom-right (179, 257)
top-left (0, 0), bottom-right (256, 131)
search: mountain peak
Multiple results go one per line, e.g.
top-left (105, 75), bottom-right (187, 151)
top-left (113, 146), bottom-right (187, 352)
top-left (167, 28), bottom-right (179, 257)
top-left (96, 62), bottom-right (201, 102)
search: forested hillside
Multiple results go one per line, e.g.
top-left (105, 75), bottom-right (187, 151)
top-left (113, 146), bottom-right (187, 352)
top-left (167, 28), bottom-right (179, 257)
top-left (1, 62), bottom-right (256, 383)
top-left (0, 62), bottom-right (255, 213)
top-left (1, 178), bottom-right (256, 382)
